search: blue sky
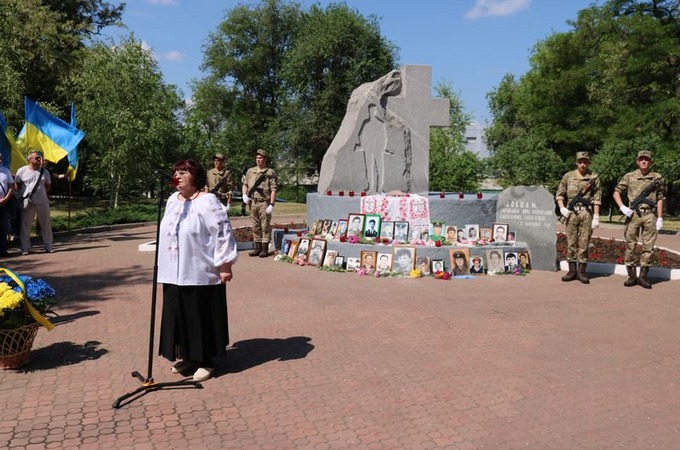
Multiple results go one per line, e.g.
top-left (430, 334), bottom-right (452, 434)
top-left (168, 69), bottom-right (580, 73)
top-left (105, 0), bottom-right (600, 123)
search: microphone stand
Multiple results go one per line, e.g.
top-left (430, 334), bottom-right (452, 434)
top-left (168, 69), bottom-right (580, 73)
top-left (112, 171), bottom-right (203, 408)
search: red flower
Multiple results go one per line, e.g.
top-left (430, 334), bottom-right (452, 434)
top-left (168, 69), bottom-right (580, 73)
top-left (435, 240), bottom-right (442, 247)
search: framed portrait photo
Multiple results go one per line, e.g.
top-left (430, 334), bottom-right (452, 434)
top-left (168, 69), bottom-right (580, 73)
top-left (492, 223), bottom-right (509, 242)
top-left (464, 224), bottom-right (480, 242)
top-left (431, 259), bottom-right (445, 273)
top-left (287, 240), bottom-right (299, 258)
top-left (518, 251), bottom-right (531, 270)
top-left (346, 257), bottom-right (360, 271)
top-left (504, 251), bottom-right (519, 273)
top-left (429, 222), bottom-right (445, 241)
top-left (334, 219), bottom-right (348, 239)
top-left (470, 254), bottom-right (485, 275)
top-left (323, 249), bottom-right (338, 267)
top-left (329, 221), bottom-right (338, 237)
top-left (449, 247), bottom-right (471, 276)
top-left (393, 221), bottom-right (409, 243)
top-left (376, 253), bottom-right (392, 272)
top-left (380, 222), bottom-right (395, 240)
top-left (307, 239), bottom-right (327, 266)
top-left (360, 250), bottom-right (378, 270)
top-left (321, 219), bottom-right (333, 236)
top-left (347, 213), bottom-right (365, 237)
top-left (479, 227), bottom-right (492, 242)
top-left (507, 230), bottom-right (516, 243)
top-left (296, 238), bottom-right (311, 258)
top-left (281, 238), bottom-right (291, 256)
top-left (310, 220), bottom-right (319, 236)
top-left (415, 255), bottom-right (431, 276)
top-left (392, 245), bottom-right (416, 274)
top-left (363, 214), bottom-right (382, 239)
top-left (444, 225), bottom-right (458, 243)
top-left (486, 249), bottom-right (505, 274)
top-left (334, 256), bottom-right (345, 268)
top-left (314, 220), bottom-right (326, 236)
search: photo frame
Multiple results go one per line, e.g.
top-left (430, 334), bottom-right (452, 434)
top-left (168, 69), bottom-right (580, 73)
top-left (393, 221), bottom-right (409, 242)
top-left (307, 239), bottom-right (327, 266)
top-left (296, 238), bottom-right (311, 258)
top-left (281, 238), bottom-right (292, 256)
top-left (392, 245), bottom-right (416, 274)
top-left (360, 250), bottom-right (378, 270)
top-left (518, 251), bottom-right (531, 270)
top-left (431, 259), bottom-right (445, 273)
top-left (415, 255), bottom-right (431, 276)
top-left (479, 227), bottom-right (492, 242)
top-left (486, 249), bottom-right (504, 274)
top-left (363, 214), bottom-right (382, 239)
top-left (329, 221), bottom-right (338, 237)
top-left (334, 219), bottom-right (348, 239)
top-left (314, 220), bottom-right (326, 236)
top-left (504, 251), bottom-right (519, 273)
top-left (429, 222), bottom-right (445, 241)
top-left (492, 223), bottom-right (509, 242)
top-left (334, 256), bottom-right (345, 268)
top-left (321, 219), bottom-right (333, 236)
top-left (507, 230), bottom-right (516, 243)
top-left (470, 254), bottom-right (485, 275)
top-left (310, 220), bottom-right (319, 236)
top-left (346, 257), bottom-right (360, 271)
top-left (323, 249), bottom-right (338, 267)
top-left (287, 240), bottom-right (299, 258)
top-left (444, 225), bottom-right (458, 243)
top-left (376, 253), bottom-right (392, 272)
top-left (380, 222), bottom-right (395, 241)
top-left (449, 247), bottom-right (471, 276)
top-left (465, 224), bottom-right (480, 242)
top-left (347, 213), bottom-right (365, 237)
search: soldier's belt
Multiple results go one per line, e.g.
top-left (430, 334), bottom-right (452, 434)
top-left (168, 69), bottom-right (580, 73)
top-left (572, 205), bottom-right (592, 212)
top-left (251, 198), bottom-right (268, 203)
top-left (636, 206), bottom-right (654, 216)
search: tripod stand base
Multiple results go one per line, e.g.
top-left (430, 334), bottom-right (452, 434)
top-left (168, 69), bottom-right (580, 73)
top-left (112, 370), bottom-right (203, 408)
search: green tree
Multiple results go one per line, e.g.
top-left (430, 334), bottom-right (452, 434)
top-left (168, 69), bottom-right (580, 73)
top-left (429, 82), bottom-right (482, 192)
top-left (73, 36), bottom-right (184, 207)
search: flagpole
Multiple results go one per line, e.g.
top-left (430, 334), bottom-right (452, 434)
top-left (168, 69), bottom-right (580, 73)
top-left (67, 179), bottom-right (71, 239)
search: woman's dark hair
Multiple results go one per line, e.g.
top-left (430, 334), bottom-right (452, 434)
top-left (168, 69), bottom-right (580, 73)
top-left (172, 158), bottom-right (207, 190)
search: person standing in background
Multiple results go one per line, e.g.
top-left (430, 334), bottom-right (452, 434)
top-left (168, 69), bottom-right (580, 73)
top-left (15, 151), bottom-right (53, 255)
top-left (242, 149), bottom-right (278, 257)
top-left (205, 152), bottom-right (233, 211)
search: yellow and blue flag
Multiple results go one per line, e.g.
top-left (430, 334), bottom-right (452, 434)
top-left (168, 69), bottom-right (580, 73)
top-left (0, 112), bottom-right (27, 173)
top-left (24, 97), bottom-right (85, 168)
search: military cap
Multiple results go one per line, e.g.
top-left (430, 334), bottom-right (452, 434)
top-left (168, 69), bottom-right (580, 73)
top-left (472, 256), bottom-right (481, 263)
top-left (453, 251), bottom-right (466, 259)
top-left (637, 150), bottom-right (652, 160)
top-left (575, 151), bottom-right (590, 161)
top-left (432, 220), bottom-right (444, 227)
top-left (256, 148), bottom-right (268, 158)
top-left (214, 153), bottom-right (225, 160)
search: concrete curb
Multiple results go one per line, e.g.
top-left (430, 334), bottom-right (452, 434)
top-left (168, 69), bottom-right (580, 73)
top-left (558, 260), bottom-right (680, 281)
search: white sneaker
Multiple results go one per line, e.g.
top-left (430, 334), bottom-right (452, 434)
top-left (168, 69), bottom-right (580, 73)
top-left (193, 367), bottom-right (214, 382)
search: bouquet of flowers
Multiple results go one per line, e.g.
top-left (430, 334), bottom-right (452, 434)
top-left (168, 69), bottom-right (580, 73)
top-left (0, 271), bottom-right (57, 330)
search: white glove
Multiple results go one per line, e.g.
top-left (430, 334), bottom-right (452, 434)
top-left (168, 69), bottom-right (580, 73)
top-left (591, 214), bottom-right (599, 229)
top-left (242, 193), bottom-right (250, 203)
top-left (620, 205), bottom-right (634, 217)
top-left (224, 203), bottom-right (231, 213)
top-left (265, 204), bottom-right (274, 215)
top-left (656, 217), bottom-right (663, 231)
top-left (559, 207), bottom-right (571, 218)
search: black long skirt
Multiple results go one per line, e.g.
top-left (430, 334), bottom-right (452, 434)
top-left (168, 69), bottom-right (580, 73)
top-left (159, 283), bottom-right (229, 363)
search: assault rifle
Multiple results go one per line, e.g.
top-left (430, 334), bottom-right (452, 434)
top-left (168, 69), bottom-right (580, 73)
top-left (566, 156), bottom-right (620, 213)
top-left (620, 161), bottom-right (678, 222)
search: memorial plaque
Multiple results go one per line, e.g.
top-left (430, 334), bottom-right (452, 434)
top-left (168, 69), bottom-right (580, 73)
top-left (496, 186), bottom-right (557, 271)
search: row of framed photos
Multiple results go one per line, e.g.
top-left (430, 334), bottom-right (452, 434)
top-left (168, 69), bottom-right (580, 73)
top-left (282, 237), bottom-right (531, 275)
top-left (310, 215), bottom-right (516, 243)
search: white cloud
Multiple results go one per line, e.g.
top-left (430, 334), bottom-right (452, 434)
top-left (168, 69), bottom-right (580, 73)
top-left (160, 51), bottom-right (185, 62)
top-left (464, 0), bottom-right (531, 19)
top-left (140, 40), bottom-right (153, 52)
top-left (147, 0), bottom-right (178, 5)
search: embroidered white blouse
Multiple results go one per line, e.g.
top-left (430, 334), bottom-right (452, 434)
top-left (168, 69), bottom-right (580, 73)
top-left (157, 192), bottom-right (238, 286)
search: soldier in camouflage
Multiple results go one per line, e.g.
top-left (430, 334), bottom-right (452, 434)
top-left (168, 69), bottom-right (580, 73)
top-left (613, 150), bottom-right (665, 289)
top-left (556, 151), bottom-right (602, 284)
top-left (205, 153), bottom-right (233, 210)
top-left (242, 149), bottom-right (278, 257)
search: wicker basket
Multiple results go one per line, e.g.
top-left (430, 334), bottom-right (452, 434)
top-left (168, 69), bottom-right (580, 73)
top-left (0, 323), bottom-right (40, 369)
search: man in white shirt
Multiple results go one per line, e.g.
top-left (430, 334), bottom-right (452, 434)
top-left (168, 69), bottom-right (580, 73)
top-left (15, 151), bottom-right (53, 254)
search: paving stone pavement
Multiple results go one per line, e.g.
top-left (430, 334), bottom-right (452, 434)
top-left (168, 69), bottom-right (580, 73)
top-left (1, 219), bottom-right (679, 449)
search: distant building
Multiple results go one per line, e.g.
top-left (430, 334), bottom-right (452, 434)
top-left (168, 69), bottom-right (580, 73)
top-left (464, 120), bottom-right (489, 158)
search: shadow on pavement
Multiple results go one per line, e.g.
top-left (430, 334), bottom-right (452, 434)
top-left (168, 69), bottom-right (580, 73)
top-left (217, 336), bottom-right (314, 376)
top-left (17, 340), bottom-right (108, 372)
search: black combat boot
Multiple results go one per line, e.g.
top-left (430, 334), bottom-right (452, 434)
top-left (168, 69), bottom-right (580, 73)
top-left (576, 263), bottom-right (590, 284)
top-left (638, 266), bottom-right (652, 289)
top-left (623, 266), bottom-right (638, 287)
top-left (249, 242), bottom-right (261, 257)
top-left (561, 262), bottom-right (577, 282)
top-left (259, 242), bottom-right (269, 257)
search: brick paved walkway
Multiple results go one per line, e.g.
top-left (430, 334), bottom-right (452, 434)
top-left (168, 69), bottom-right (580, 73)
top-left (1, 220), bottom-right (679, 449)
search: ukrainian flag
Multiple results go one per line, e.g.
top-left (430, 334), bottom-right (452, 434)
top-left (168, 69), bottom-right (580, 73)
top-left (0, 112), bottom-right (27, 173)
top-left (24, 97), bottom-right (85, 167)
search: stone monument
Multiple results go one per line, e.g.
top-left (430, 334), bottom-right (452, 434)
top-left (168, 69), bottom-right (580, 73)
top-left (317, 65), bottom-right (450, 194)
top-left (496, 186), bottom-right (557, 271)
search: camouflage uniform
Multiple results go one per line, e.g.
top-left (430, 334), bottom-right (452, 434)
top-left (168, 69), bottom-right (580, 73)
top-left (556, 168), bottom-right (601, 263)
top-left (205, 167), bottom-right (233, 206)
top-left (242, 152), bottom-right (278, 248)
top-left (615, 169), bottom-right (665, 268)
